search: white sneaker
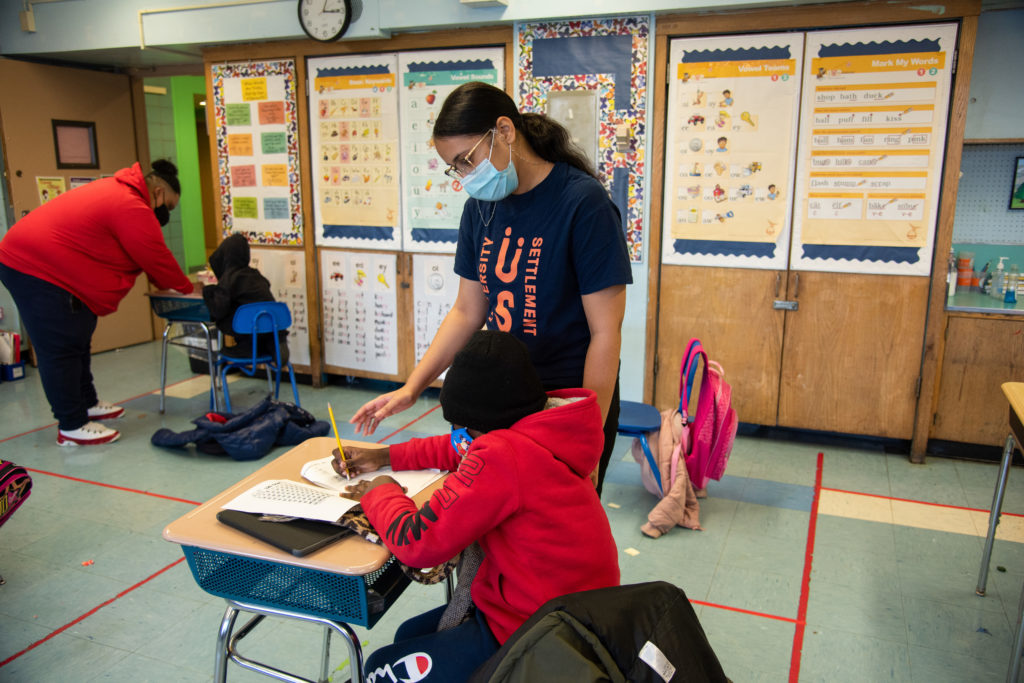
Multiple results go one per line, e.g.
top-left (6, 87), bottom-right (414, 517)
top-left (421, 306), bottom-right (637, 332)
top-left (88, 400), bottom-right (125, 420)
top-left (57, 421), bottom-right (121, 446)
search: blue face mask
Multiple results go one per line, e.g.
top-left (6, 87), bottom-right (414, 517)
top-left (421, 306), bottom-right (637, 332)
top-left (461, 131), bottom-right (518, 202)
top-left (451, 427), bottom-right (474, 457)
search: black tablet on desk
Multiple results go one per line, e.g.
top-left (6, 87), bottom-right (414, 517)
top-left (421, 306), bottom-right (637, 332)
top-left (216, 509), bottom-right (352, 557)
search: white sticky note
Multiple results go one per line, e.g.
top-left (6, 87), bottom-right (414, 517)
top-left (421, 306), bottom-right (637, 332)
top-left (639, 640), bottom-right (676, 682)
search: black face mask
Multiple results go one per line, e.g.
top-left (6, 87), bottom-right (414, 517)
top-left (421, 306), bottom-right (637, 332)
top-left (154, 204), bottom-right (170, 227)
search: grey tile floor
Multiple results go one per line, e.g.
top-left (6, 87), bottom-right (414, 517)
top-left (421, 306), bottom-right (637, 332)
top-left (1, 340), bottom-right (1022, 681)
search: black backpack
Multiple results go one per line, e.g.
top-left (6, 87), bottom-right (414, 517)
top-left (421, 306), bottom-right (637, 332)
top-left (470, 581), bottom-right (728, 683)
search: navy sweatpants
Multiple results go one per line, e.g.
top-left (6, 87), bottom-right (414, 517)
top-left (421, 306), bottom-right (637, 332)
top-left (363, 605), bottom-right (498, 683)
top-left (0, 263), bottom-right (99, 430)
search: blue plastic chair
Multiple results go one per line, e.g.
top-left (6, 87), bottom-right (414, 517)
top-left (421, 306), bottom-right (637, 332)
top-left (214, 302), bottom-right (300, 413)
top-left (617, 400), bottom-right (664, 495)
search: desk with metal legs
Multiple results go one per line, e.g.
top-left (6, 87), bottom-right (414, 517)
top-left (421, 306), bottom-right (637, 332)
top-left (164, 437), bottom-right (442, 683)
top-left (976, 382), bottom-right (1024, 682)
top-left (146, 291), bottom-right (219, 413)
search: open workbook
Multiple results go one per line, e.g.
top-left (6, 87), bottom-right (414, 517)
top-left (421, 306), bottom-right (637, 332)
top-left (221, 456), bottom-right (445, 523)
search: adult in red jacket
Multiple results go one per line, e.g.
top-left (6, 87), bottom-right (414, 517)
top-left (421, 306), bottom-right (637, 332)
top-left (335, 331), bottom-right (620, 683)
top-left (0, 160), bottom-right (192, 446)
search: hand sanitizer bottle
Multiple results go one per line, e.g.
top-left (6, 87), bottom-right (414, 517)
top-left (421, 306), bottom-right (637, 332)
top-left (1005, 265), bottom-right (1018, 305)
top-left (992, 257), bottom-right (1009, 299)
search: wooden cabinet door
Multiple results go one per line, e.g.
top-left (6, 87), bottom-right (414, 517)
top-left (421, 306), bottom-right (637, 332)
top-left (777, 271), bottom-right (928, 438)
top-left (932, 316), bottom-right (1024, 447)
top-left (653, 265), bottom-right (785, 425)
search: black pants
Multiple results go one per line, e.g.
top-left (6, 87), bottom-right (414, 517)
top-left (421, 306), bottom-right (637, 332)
top-left (545, 374), bottom-right (620, 497)
top-left (364, 605), bottom-right (498, 682)
top-left (0, 263), bottom-right (98, 430)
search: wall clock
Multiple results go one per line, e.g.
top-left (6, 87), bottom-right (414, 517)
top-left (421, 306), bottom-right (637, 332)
top-left (298, 0), bottom-right (352, 42)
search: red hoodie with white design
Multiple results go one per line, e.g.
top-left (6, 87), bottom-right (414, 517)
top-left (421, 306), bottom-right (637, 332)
top-left (361, 388), bottom-right (620, 644)
top-left (0, 163), bottom-right (192, 315)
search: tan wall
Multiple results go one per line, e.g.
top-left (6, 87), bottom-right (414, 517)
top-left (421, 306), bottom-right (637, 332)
top-left (0, 57), bottom-right (153, 353)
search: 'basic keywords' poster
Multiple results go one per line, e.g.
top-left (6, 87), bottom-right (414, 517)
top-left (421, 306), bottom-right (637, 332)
top-left (319, 249), bottom-right (399, 375)
top-left (247, 248), bottom-right (310, 367)
top-left (211, 60), bottom-right (303, 245)
top-left (309, 54), bottom-right (402, 250)
top-left (398, 48), bottom-right (504, 253)
top-left (790, 22), bottom-right (957, 275)
top-left (662, 34), bottom-right (803, 270)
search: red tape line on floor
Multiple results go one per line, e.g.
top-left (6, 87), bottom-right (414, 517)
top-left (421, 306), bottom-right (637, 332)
top-left (23, 468), bottom-right (202, 506)
top-left (0, 557), bottom-right (186, 668)
top-left (376, 404), bottom-right (441, 444)
top-left (689, 598), bottom-right (800, 624)
top-left (821, 485), bottom-right (1024, 518)
top-left (789, 451), bottom-right (823, 683)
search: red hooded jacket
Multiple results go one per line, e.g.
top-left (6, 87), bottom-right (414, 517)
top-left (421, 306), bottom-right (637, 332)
top-left (0, 163), bottom-right (192, 315)
top-left (362, 388), bottom-right (621, 644)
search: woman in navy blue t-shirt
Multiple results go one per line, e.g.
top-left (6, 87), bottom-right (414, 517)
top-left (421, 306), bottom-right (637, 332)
top-left (351, 82), bottom-right (632, 494)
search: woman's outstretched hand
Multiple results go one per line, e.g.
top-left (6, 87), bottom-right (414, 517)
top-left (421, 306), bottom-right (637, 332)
top-left (349, 386), bottom-right (418, 436)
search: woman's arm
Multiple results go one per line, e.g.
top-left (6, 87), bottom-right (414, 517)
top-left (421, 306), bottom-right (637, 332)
top-left (350, 276), bottom-right (489, 435)
top-left (580, 284), bottom-right (626, 424)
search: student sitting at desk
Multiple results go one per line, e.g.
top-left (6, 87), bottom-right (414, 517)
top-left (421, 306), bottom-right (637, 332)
top-left (202, 233), bottom-right (289, 365)
top-left (334, 330), bottom-right (620, 682)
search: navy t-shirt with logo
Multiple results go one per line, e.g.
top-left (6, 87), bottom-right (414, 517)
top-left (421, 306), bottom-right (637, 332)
top-left (454, 162), bottom-right (633, 386)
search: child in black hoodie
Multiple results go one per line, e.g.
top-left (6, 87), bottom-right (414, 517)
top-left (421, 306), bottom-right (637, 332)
top-left (202, 233), bottom-right (289, 365)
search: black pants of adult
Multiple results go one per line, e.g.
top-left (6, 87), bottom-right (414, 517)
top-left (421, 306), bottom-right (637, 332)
top-left (545, 374), bottom-right (620, 498)
top-left (0, 263), bottom-right (98, 430)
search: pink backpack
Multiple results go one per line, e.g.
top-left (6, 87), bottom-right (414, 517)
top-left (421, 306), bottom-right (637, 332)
top-left (676, 339), bottom-right (737, 491)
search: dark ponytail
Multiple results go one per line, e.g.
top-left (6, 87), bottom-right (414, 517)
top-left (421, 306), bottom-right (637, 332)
top-left (148, 158), bottom-right (181, 195)
top-left (433, 81), bottom-right (597, 180)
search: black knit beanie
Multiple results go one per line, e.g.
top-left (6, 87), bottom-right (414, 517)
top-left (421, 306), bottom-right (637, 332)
top-left (440, 331), bottom-right (547, 433)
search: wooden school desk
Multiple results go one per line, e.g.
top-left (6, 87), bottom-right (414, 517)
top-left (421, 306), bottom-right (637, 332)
top-left (976, 383), bottom-right (1024, 682)
top-left (164, 436), bottom-right (442, 683)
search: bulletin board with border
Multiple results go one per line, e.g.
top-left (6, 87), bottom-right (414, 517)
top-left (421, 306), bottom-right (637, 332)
top-left (517, 15), bottom-right (650, 264)
top-left (210, 59), bottom-right (303, 245)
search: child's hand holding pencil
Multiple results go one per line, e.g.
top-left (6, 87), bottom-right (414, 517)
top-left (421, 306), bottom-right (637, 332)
top-left (330, 444), bottom-right (392, 479)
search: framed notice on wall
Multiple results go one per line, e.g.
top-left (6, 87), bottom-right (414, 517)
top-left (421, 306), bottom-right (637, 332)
top-left (247, 248), bottom-right (310, 367)
top-left (211, 59), bottom-right (303, 245)
top-left (398, 48), bottom-right (504, 253)
top-left (790, 23), bottom-right (957, 275)
top-left (319, 249), bottom-right (399, 375)
top-left (308, 54), bottom-right (401, 251)
top-left (662, 33), bottom-right (803, 270)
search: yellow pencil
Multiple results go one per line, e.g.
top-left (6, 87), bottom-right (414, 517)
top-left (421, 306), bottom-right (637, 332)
top-left (327, 402), bottom-right (350, 480)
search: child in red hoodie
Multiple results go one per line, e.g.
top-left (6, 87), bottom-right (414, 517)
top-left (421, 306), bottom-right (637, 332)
top-left (334, 331), bottom-right (620, 682)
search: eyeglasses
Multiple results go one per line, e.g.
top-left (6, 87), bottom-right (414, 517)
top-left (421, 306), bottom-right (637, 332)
top-left (443, 130), bottom-right (492, 180)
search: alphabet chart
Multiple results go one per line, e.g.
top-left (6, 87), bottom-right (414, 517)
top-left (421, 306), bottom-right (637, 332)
top-left (398, 48), bottom-right (504, 253)
top-left (319, 250), bottom-right (399, 375)
top-left (309, 55), bottom-right (402, 250)
top-left (790, 23), bottom-right (957, 275)
top-left (247, 247), bottom-right (310, 367)
top-left (662, 34), bottom-right (803, 270)
top-left (412, 254), bottom-right (458, 375)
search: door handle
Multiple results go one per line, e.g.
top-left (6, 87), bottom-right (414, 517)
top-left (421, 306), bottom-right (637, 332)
top-left (793, 272), bottom-right (800, 299)
top-left (774, 272), bottom-right (782, 298)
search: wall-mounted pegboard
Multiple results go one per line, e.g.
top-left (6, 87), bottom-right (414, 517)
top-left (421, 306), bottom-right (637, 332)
top-left (953, 142), bottom-right (1024, 243)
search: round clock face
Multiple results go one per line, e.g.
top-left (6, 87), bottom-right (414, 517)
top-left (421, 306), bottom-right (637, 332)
top-left (298, 0), bottom-right (351, 42)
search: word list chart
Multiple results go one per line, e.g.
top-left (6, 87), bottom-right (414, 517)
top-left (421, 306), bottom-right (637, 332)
top-left (248, 247), bottom-right (310, 366)
top-left (320, 250), bottom-right (398, 375)
top-left (412, 254), bottom-right (458, 375)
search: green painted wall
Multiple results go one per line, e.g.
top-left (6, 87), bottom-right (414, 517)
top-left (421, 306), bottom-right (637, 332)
top-left (145, 75), bottom-right (207, 273)
top-left (171, 76), bottom-right (207, 272)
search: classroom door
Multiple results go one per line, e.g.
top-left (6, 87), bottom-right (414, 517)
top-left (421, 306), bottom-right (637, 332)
top-left (652, 265), bottom-right (785, 425)
top-left (775, 271), bottom-right (929, 438)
